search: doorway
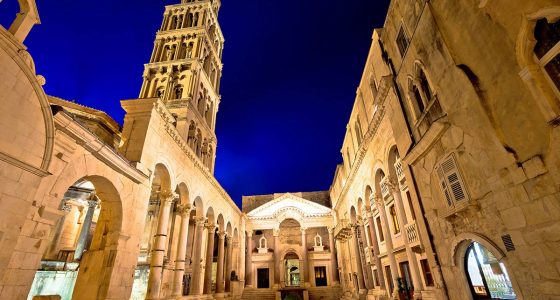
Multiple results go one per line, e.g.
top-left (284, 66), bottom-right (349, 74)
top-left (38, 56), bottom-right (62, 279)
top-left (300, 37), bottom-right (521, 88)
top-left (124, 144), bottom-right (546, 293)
top-left (257, 268), bottom-right (270, 288)
top-left (285, 252), bottom-right (301, 287)
top-left (465, 242), bottom-right (517, 299)
top-left (314, 266), bottom-right (327, 287)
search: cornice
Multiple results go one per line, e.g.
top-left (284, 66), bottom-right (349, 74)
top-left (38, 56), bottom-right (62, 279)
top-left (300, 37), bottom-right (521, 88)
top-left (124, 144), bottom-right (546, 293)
top-left (247, 193), bottom-right (332, 219)
top-left (333, 75), bottom-right (393, 210)
top-left (53, 111), bottom-right (148, 183)
top-left (151, 99), bottom-right (241, 215)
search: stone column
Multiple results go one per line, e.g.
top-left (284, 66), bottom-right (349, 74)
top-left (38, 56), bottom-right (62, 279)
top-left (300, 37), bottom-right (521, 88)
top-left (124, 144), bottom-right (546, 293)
top-left (146, 191), bottom-right (175, 299)
top-left (366, 207), bottom-right (385, 289)
top-left (273, 228), bottom-right (281, 287)
top-left (225, 237), bottom-right (234, 292)
top-left (172, 205), bottom-right (192, 297)
top-left (375, 196), bottom-right (399, 299)
top-left (301, 228), bottom-right (309, 285)
top-left (47, 201), bottom-right (73, 259)
top-left (245, 231), bottom-right (253, 287)
top-left (387, 179), bottom-right (423, 299)
top-left (75, 199), bottom-right (98, 260)
top-left (328, 228), bottom-right (340, 285)
top-left (359, 223), bottom-right (374, 290)
top-left (203, 225), bottom-right (216, 294)
top-left (190, 217), bottom-right (206, 295)
top-left (351, 225), bottom-right (366, 292)
top-left (216, 231), bottom-right (226, 293)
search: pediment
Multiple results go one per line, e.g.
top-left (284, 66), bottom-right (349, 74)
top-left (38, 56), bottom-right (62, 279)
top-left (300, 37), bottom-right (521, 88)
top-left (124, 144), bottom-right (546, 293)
top-left (247, 193), bottom-right (331, 220)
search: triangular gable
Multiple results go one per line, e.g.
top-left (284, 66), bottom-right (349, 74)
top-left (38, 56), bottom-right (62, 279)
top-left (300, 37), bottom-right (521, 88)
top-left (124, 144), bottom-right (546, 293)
top-left (247, 193), bottom-right (331, 218)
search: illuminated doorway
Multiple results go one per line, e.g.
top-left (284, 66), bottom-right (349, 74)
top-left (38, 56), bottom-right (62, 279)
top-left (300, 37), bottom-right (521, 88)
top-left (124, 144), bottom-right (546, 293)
top-left (285, 252), bottom-right (301, 287)
top-left (465, 242), bottom-right (517, 299)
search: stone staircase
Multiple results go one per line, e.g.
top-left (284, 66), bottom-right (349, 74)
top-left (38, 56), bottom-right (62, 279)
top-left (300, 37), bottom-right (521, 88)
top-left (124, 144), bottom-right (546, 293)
top-left (241, 288), bottom-right (276, 300)
top-left (308, 286), bottom-right (343, 300)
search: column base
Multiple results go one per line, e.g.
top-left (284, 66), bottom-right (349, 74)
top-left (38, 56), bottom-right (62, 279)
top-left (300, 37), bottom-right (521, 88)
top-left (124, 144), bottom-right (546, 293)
top-left (413, 290), bottom-right (423, 299)
top-left (214, 292), bottom-right (226, 299)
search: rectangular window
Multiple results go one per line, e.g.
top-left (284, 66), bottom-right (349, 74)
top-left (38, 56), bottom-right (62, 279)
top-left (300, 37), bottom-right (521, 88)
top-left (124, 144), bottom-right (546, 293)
top-left (376, 217), bottom-right (384, 242)
top-left (420, 259), bottom-right (434, 286)
top-left (390, 205), bottom-right (400, 234)
top-left (396, 26), bottom-right (410, 57)
top-left (314, 266), bottom-right (328, 286)
top-left (437, 154), bottom-right (469, 207)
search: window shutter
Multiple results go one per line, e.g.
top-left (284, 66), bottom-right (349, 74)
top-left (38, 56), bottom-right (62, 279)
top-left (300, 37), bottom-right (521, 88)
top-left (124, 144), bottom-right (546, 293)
top-left (437, 166), bottom-right (453, 206)
top-left (439, 154), bottom-right (468, 205)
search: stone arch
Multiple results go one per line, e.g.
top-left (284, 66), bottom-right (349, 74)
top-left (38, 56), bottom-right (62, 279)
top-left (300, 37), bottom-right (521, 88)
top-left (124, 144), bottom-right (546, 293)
top-left (192, 196), bottom-right (204, 217)
top-left (516, 6), bottom-right (560, 121)
top-left (176, 182), bottom-right (190, 205)
top-left (0, 23), bottom-right (54, 173)
top-left (373, 168), bottom-right (386, 198)
top-left (349, 206), bottom-right (358, 224)
top-left (364, 185), bottom-right (374, 208)
top-left (153, 162), bottom-right (173, 193)
top-left (225, 222), bottom-right (232, 236)
top-left (70, 175), bottom-right (124, 300)
top-left (386, 145), bottom-right (400, 180)
top-left (217, 214), bottom-right (225, 232)
top-left (206, 207), bottom-right (215, 226)
top-left (275, 207), bottom-right (305, 224)
top-left (449, 232), bottom-right (524, 299)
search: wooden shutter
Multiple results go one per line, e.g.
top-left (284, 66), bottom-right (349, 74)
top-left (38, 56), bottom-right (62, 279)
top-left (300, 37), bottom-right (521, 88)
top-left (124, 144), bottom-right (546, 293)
top-left (438, 154), bottom-right (468, 206)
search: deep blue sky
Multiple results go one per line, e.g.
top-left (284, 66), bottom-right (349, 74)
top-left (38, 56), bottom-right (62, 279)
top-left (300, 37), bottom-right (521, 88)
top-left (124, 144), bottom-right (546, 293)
top-left (1, 0), bottom-right (390, 206)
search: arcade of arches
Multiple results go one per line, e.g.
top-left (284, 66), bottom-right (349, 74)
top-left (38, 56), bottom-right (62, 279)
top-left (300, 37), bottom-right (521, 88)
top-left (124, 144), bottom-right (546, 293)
top-left (1, 0), bottom-right (560, 300)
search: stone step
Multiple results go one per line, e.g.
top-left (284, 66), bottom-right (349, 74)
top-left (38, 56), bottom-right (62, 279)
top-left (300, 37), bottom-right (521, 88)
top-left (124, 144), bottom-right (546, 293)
top-left (241, 288), bottom-right (277, 300)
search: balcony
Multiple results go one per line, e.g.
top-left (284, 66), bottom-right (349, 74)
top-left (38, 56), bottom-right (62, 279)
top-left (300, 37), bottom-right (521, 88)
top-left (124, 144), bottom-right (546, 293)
top-left (413, 96), bottom-right (446, 141)
top-left (394, 158), bottom-right (405, 182)
top-left (334, 219), bottom-right (352, 240)
top-left (404, 221), bottom-right (421, 250)
top-left (380, 176), bottom-right (390, 198)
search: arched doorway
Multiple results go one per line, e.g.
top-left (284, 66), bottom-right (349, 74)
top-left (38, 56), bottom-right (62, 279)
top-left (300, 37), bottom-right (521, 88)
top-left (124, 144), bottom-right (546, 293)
top-left (285, 252), bottom-right (301, 287)
top-left (465, 242), bottom-right (517, 299)
top-left (27, 176), bottom-right (122, 300)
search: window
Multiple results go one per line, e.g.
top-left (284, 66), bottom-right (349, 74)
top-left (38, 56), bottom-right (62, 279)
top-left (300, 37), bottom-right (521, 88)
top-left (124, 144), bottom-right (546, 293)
top-left (437, 153), bottom-right (469, 207)
top-left (376, 217), bottom-right (384, 242)
top-left (419, 69), bottom-right (433, 102)
top-left (396, 26), bottom-right (410, 57)
top-left (534, 18), bottom-right (560, 93)
top-left (420, 259), bottom-right (434, 286)
top-left (389, 205), bottom-right (400, 234)
top-left (412, 84), bottom-right (425, 114)
top-left (314, 266), bottom-right (327, 286)
top-left (355, 118), bottom-right (363, 146)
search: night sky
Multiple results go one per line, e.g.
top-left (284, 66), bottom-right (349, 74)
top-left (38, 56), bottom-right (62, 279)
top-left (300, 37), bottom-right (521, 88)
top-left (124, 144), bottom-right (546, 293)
top-left (0, 0), bottom-right (390, 206)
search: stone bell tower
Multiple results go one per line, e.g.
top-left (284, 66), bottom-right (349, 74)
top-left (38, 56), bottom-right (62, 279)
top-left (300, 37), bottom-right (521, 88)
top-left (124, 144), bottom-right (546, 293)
top-left (138, 0), bottom-right (224, 172)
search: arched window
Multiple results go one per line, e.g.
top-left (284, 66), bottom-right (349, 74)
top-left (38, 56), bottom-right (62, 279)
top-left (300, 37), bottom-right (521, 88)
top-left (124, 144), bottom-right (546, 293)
top-left (174, 85), bottom-right (183, 100)
top-left (465, 242), bottom-right (517, 299)
top-left (156, 87), bottom-right (165, 99)
top-left (534, 18), bottom-right (560, 93)
top-left (412, 84), bottom-right (425, 114)
top-left (419, 69), bottom-right (433, 102)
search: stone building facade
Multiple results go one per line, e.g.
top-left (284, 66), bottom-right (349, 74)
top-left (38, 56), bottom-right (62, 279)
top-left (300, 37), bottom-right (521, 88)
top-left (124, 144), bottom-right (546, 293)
top-left (330, 1), bottom-right (560, 300)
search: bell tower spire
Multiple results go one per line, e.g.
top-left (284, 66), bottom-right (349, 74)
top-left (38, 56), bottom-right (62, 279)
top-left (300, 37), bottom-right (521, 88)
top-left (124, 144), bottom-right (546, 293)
top-left (139, 0), bottom-right (224, 173)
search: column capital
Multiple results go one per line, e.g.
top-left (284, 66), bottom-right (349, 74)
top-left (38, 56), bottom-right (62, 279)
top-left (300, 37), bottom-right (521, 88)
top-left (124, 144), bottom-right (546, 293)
top-left (328, 227), bottom-right (334, 234)
top-left (86, 199), bottom-right (98, 209)
top-left (273, 228), bottom-right (280, 237)
top-left (247, 230), bottom-right (253, 237)
top-left (374, 195), bottom-right (385, 208)
top-left (195, 216), bottom-right (206, 226)
top-left (218, 231), bottom-right (226, 239)
top-left (300, 227), bottom-right (308, 234)
top-left (160, 190), bottom-right (177, 204)
top-left (177, 204), bottom-right (192, 215)
top-left (206, 224), bottom-right (216, 232)
top-left (385, 176), bottom-right (400, 194)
